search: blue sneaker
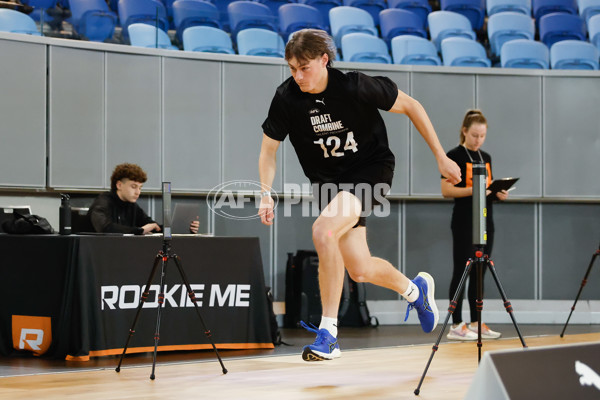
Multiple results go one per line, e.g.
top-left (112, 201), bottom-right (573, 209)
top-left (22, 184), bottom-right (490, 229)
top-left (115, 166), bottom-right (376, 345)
top-left (300, 321), bottom-right (341, 361)
top-left (404, 272), bottom-right (439, 333)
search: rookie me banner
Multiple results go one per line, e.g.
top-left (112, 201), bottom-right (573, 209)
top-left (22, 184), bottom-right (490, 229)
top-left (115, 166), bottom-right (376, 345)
top-left (0, 235), bottom-right (273, 360)
top-left (101, 283), bottom-right (253, 310)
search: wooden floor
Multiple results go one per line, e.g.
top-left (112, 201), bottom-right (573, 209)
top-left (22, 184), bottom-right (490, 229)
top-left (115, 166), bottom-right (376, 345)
top-left (1, 330), bottom-right (599, 400)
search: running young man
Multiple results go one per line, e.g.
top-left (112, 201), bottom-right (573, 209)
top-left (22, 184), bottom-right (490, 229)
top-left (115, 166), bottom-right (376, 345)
top-left (258, 30), bottom-right (461, 361)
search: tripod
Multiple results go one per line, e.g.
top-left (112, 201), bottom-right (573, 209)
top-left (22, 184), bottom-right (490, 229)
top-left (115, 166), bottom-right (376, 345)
top-left (115, 238), bottom-right (228, 379)
top-left (414, 162), bottom-right (527, 395)
top-left (560, 241), bottom-right (600, 338)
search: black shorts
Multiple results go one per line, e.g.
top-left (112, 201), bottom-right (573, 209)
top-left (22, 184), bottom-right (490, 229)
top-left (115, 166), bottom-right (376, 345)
top-left (313, 163), bottom-right (394, 227)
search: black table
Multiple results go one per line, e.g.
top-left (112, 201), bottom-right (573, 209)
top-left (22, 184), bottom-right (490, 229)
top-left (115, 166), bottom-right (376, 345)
top-left (0, 234), bottom-right (273, 360)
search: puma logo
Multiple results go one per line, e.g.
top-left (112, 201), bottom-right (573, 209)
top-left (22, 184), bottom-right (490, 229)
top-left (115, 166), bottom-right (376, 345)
top-left (576, 361), bottom-right (600, 391)
top-left (316, 98), bottom-right (325, 106)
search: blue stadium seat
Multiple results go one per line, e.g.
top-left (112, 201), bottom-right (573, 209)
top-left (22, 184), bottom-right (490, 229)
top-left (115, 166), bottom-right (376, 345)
top-left (539, 12), bottom-right (586, 47)
top-left (182, 25), bottom-right (235, 53)
top-left (211, 0), bottom-right (237, 32)
top-left (379, 9), bottom-right (427, 43)
top-left (487, 11), bottom-right (535, 56)
top-left (391, 34), bottom-right (441, 64)
top-left (21, 0), bottom-right (57, 25)
top-left (500, 38), bottom-right (549, 68)
top-left (441, 36), bottom-right (491, 66)
top-left (329, 6), bottom-right (378, 48)
top-left (69, 0), bottom-right (117, 42)
top-left (532, 0), bottom-right (577, 22)
top-left (578, 0), bottom-right (600, 23)
top-left (256, 0), bottom-right (294, 16)
top-left (590, 14), bottom-right (600, 49)
top-left (118, 0), bottom-right (169, 39)
top-left (278, 3), bottom-right (327, 40)
top-left (298, 0), bottom-right (342, 30)
top-left (428, 10), bottom-right (476, 50)
top-left (341, 32), bottom-right (392, 62)
top-left (441, 0), bottom-right (486, 30)
top-left (388, 0), bottom-right (431, 27)
top-left (487, 0), bottom-right (532, 16)
top-left (227, 1), bottom-right (277, 39)
top-left (172, 0), bottom-right (221, 42)
top-left (343, 0), bottom-right (388, 26)
top-left (550, 39), bottom-right (599, 69)
top-left (128, 22), bottom-right (178, 49)
top-left (237, 27), bottom-right (285, 57)
top-left (0, 8), bottom-right (41, 35)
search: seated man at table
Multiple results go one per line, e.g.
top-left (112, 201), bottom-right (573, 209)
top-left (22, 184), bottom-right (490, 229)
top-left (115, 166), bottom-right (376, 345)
top-left (88, 163), bottom-right (162, 235)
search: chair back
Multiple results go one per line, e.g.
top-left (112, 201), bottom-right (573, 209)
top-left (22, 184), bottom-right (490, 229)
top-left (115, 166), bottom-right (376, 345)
top-left (329, 5), bottom-right (378, 47)
top-left (118, 0), bottom-right (169, 38)
top-left (227, 1), bottom-right (277, 38)
top-left (487, 11), bottom-right (535, 55)
top-left (341, 32), bottom-right (392, 63)
top-left (128, 22), bottom-right (177, 49)
top-left (500, 38), bottom-right (549, 68)
top-left (589, 13), bottom-right (600, 49)
top-left (539, 12), bottom-right (586, 47)
top-left (388, 0), bottom-right (431, 27)
top-left (70, 0), bottom-right (117, 41)
top-left (579, 0), bottom-right (600, 23)
top-left (391, 34), bottom-right (441, 64)
top-left (428, 10), bottom-right (476, 49)
top-left (183, 25), bottom-right (235, 53)
top-left (550, 39), bottom-right (600, 69)
top-left (487, 0), bottom-right (531, 16)
top-left (379, 8), bottom-right (427, 43)
top-left (173, 0), bottom-right (221, 41)
top-left (237, 28), bottom-right (285, 57)
top-left (441, 0), bottom-right (486, 30)
top-left (343, 0), bottom-right (388, 25)
top-left (441, 36), bottom-right (491, 66)
top-left (533, 0), bottom-right (577, 21)
top-left (0, 9), bottom-right (41, 35)
top-left (278, 3), bottom-right (327, 40)
top-left (298, 0), bottom-right (343, 30)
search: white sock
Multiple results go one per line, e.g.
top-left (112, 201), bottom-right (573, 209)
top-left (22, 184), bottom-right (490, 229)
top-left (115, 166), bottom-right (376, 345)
top-left (319, 316), bottom-right (338, 338)
top-left (401, 281), bottom-right (420, 303)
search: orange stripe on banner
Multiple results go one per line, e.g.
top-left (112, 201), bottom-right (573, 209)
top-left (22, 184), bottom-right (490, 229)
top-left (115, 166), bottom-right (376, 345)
top-left (65, 343), bottom-right (275, 361)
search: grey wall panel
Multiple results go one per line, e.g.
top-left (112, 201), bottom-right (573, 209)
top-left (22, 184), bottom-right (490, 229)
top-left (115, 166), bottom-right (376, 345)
top-left (365, 202), bottom-right (401, 300)
top-left (0, 39), bottom-right (46, 187)
top-left (275, 203), bottom-right (317, 301)
top-left (487, 203), bottom-right (536, 299)
top-left (543, 77), bottom-right (600, 197)
top-left (163, 58), bottom-right (221, 191)
top-left (223, 63), bottom-right (283, 191)
top-left (49, 47), bottom-right (105, 189)
top-left (405, 202), bottom-right (454, 293)
top-left (106, 53), bottom-right (161, 190)
top-left (379, 71), bottom-right (410, 196)
top-left (541, 203), bottom-right (600, 300)
top-left (477, 75), bottom-right (542, 197)
top-left (411, 73), bottom-right (475, 195)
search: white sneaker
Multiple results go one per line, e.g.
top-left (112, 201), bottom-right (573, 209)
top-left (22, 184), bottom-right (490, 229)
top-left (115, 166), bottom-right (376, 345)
top-left (447, 322), bottom-right (478, 341)
top-left (469, 322), bottom-right (502, 339)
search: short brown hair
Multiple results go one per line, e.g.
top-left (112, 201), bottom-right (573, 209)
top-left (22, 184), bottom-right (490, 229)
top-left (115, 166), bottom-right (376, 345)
top-left (285, 29), bottom-right (336, 67)
top-left (110, 163), bottom-right (147, 191)
top-left (460, 109), bottom-right (487, 145)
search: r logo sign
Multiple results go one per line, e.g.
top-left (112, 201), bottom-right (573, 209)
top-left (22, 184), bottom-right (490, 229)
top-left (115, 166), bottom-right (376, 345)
top-left (12, 315), bottom-right (52, 356)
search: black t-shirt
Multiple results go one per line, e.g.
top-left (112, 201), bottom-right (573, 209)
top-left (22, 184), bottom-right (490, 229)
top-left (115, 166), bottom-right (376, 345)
top-left (445, 145), bottom-right (495, 232)
top-left (262, 68), bottom-right (397, 184)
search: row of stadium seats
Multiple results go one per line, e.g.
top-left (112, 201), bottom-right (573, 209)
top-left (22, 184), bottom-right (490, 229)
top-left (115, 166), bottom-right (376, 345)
top-left (1, 0), bottom-right (599, 69)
